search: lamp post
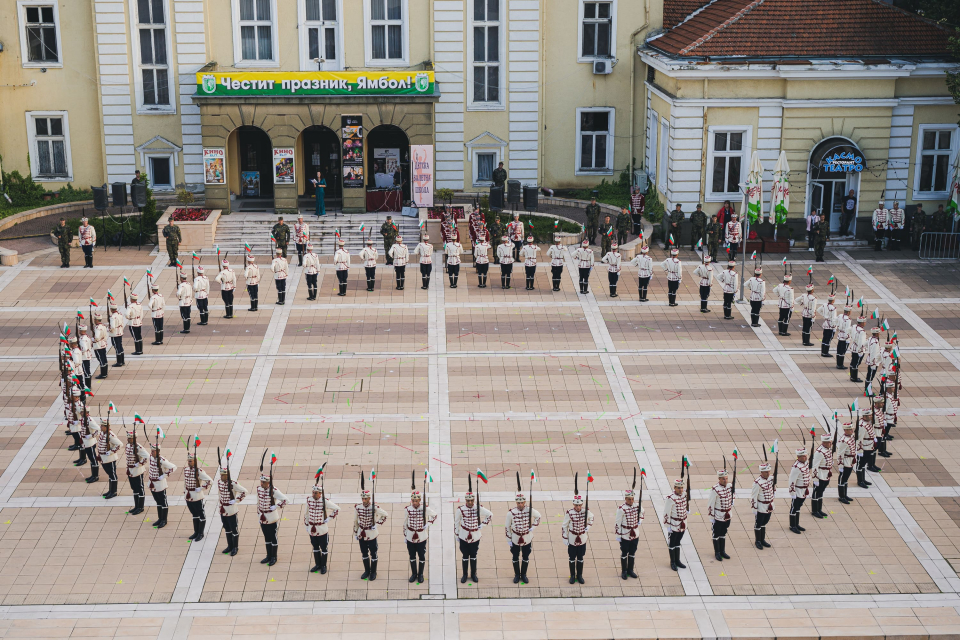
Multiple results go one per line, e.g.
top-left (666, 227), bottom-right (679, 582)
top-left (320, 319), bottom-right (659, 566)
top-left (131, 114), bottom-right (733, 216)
top-left (737, 181), bottom-right (750, 303)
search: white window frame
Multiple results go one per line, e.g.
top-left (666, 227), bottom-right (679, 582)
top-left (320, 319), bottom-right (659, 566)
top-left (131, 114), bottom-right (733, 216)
top-left (575, 107), bottom-right (615, 176)
top-left (231, 0), bottom-right (279, 68)
top-left (298, 0), bottom-right (344, 70)
top-left (646, 107), bottom-right (658, 184)
top-left (705, 125), bottom-right (752, 202)
top-left (471, 148), bottom-right (502, 187)
top-left (467, 0), bottom-right (504, 110)
top-left (577, 0), bottom-right (616, 63)
top-left (363, 0), bottom-right (409, 67)
top-left (16, 1), bottom-right (63, 69)
top-left (129, 0), bottom-right (176, 114)
top-left (24, 111), bottom-right (73, 181)
top-left (146, 153), bottom-right (175, 190)
top-left (658, 116), bottom-right (668, 191)
top-left (913, 123), bottom-right (959, 200)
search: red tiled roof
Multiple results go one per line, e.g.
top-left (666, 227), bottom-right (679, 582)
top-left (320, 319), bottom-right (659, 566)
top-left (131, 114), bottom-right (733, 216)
top-left (663, 0), bottom-right (712, 29)
top-left (651, 0), bottom-right (952, 58)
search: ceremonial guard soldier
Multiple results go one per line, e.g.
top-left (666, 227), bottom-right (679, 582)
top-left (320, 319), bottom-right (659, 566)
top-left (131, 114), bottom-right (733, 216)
top-left (707, 466), bottom-right (733, 561)
top-left (572, 239), bottom-right (594, 295)
top-left (773, 273), bottom-right (795, 335)
top-left (663, 478), bottom-right (689, 571)
top-left (689, 204), bottom-right (706, 252)
top-left (215, 259), bottom-right (236, 319)
top-left (125, 293), bottom-right (145, 355)
top-left (271, 216), bottom-right (291, 259)
top-left (96, 416), bottom-right (123, 499)
top-left (872, 200), bottom-right (888, 251)
top-left (881, 340), bottom-right (896, 380)
top-left (507, 212), bottom-right (524, 262)
top-left (389, 235), bottom-right (410, 290)
top-left (889, 201), bottom-right (905, 250)
top-left (445, 234), bottom-right (463, 288)
top-left (864, 396), bottom-right (883, 474)
top-left (849, 315), bottom-right (867, 382)
top-left (547, 235), bottom-right (564, 292)
top-left (257, 470), bottom-right (288, 566)
top-left (881, 374), bottom-right (900, 457)
top-left (750, 461), bottom-right (774, 549)
top-left (855, 408), bottom-right (875, 488)
top-left (454, 477), bottom-right (493, 583)
top-left (601, 242), bottom-right (622, 297)
top-left (108, 302), bottom-right (125, 366)
top-left (630, 243), bottom-right (653, 302)
top-left (194, 265), bottom-right (210, 325)
top-left (836, 421), bottom-right (857, 503)
top-left (725, 213), bottom-right (742, 261)
top-left (718, 260), bottom-right (739, 319)
top-left (693, 255), bottom-right (714, 313)
top-left (660, 247), bottom-right (683, 307)
top-left (294, 214), bottom-right (309, 266)
top-left (334, 239), bottom-right (351, 296)
top-left (403, 487), bottom-right (437, 584)
top-left (600, 216), bottom-right (614, 257)
top-left (505, 486), bottom-right (541, 584)
top-left (78, 324), bottom-right (94, 388)
top-left (380, 216), bottom-right (398, 264)
top-left (413, 234), bottom-right (433, 289)
top-left (359, 239), bottom-right (379, 292)
top-left (65, 383), bottom-right (83, 456)
top-left (746, 265), bottom-right (765, 326)
top-left (217, 454), bottom-right (247, 556)
top-left (835, 301), bottom-right (853, 370)
top-left (125, 428), bottom-right (149, 515)
top-left (78, 401), bottom-right (99, 483)
top-left (177, 272), bottom-right (193, 333)
top-left (305, 483), bottom-right (339, 573)
top-left (79, 217), bottom-right (97, 268)
top-left (519, 236), bottom-right (540, 290)
top-left (93, 312), bottom-right (109, 379)
top-left (788, 447), bottom-right (811, 534)
top-left (799, 282), bottom-right (817, 346)
top-left (865, 326), bottom-right (882, 390)
top-left (497, 235), bottom-right (515, 289)
top-left (303, 243), bottom-right (320, 300)
top-left (148, 438), bottom-right (176, 528)
top-left (244, 255), bottom-right (260, 311)
top-left (184, 448), bottom-right (213, 541)
top-left (560, 482), bottom-right (594, 584)
top-left (353, 483), bottom-right (388, 580)
top-left (614, 480), bottom-right (643, 579)
top-left (271, 248), bottom-right (288, 305)
top-left (474, 232), bottom-right (492, 288)
top-left (810, 430), bottom-right (834, 518)
top-left (819, 293), bottom-right (837, 357)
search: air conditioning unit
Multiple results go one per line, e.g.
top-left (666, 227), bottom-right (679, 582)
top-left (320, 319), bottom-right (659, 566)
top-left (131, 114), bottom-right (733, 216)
top-left (593, 59), bottom-right (613, 75)
top-left (633, 170), bottom-right (648, 192)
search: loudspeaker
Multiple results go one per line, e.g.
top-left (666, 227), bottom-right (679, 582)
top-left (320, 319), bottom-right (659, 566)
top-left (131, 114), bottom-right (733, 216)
top-left (506, 180), bottom-right (521, 205)
top-left (523, 185), bottom-right (538, 212)
top-left (131, 183), bottom-right (147, 208)
top-left (489, 185), bottom-right (504, 211)
top-left (111, 182), bottom-right (128, 207)
top-left (92, 185), bottom-right (109, 211)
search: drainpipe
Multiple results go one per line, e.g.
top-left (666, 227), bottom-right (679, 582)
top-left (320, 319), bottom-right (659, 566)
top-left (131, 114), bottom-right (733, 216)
top-left (628, 0), bottom-right (650, 177)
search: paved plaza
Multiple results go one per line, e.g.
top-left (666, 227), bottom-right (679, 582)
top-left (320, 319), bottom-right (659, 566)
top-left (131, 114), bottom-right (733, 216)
top-left (1, 242), bottom-right (960, 639)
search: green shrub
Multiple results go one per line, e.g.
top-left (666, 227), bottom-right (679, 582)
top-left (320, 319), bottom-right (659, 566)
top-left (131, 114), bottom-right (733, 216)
top-left (513, 215), bottom-right (581, 243)
top-left (1, 169), bottom-right (46, 207)
top-left (568, 165), bottom-right (632, 209)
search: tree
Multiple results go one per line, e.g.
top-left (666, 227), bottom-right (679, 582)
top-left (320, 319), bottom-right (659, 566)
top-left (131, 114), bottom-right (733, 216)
top-left (894, 0), bottom-right (960, 121)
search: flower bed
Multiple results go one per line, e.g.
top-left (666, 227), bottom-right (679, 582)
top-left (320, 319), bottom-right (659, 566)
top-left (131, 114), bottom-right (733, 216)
top-left (170, 208), bottom-right (212, 222)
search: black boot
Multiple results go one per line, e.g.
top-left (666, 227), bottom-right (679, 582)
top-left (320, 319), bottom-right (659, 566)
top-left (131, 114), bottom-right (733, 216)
top-left (134, 340), bottom-right (143, 355)
top-left (152, 331), bottom-right (162, 346)
top-left (194, 518), bottom-right (205, 541)
top-left (369, 559), bottom-right (378, 581)
top-left (422, 277), bottom-right (429, 290)
top-left (569, 561), bottom-right (577, 584)
top-left (102, 480), bottom-right (118, 499)
top-left (576, 560), bottom-right (584, 584)
top-left (129, 495), bottom-right (144, 515)
top-left (470, 558), bottom-right (478, 583)
top-left (230, 534), bottom-right (239, 556)
top-left (155, 507), bottom-right (168, 529)
top-left (878, 439), bottom-right (892, 458)
top-left (674, 548), bottom-right (686, 569)
top-left (620, 556), bottom-right (628, 580)
top-left (520, 560), bottom-right (529, 584)
top-left (73, 448), bottom-right (86, 465)
top-left (720, 538), bottom-right (730, 559)
top-left (610, 285), bottom-right (617, 298)
top-left (751, 315), bottom-right (759, 327)
top-left (755, 527), bottom-right (763, 549)
top-left (199, 313), bottom-right (208, 326)
top-left (668, 294), bottom-right (677, 306)
top-left (114, 353), bottom-right (124, 367)
top-left (669, 548), bottom-right (677, 571)
top-left (361, 557), bottom-right (371, 580)
top-left (417, 560), bottom-right (425, 584)
top-left (836, 355), bottom-right (845, 370)
top-left (85, 465), bottom-right (99, 483)
top-left (267, 546), bottom-right (277, 567)
top-left (461, 558), bottom-right (469, 583)
top-left (821, 343), bottom-right (830, 357)
top-left (714, 539), bottom-right (722, 561)
top-left (761, 527), bottom-right (770, 547)
top-left (512, 560), bottom-right (521, 584)
top-left (319, 551), bottom-right (327, 574)
top-left (96, 364), bottom-right (108, 379)
top-left (789, 513), bottom-right (801, 534)
top-left (627, 555), bottom-right (637, 578)
top-left (261, 545), bottom-right (272, 564)
top-left (409, 559), bottom-right (418, 583)
top-left (338, 284), bottom-right (346, 297)
top-left (181, 319), bottom-right (191, 334)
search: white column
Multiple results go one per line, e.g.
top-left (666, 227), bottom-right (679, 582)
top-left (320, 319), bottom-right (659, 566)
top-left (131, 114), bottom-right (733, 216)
top-left (434, 0), bottom-right (465, 189)
top-left (95, 0), bottom-right (137, 184)
top-left (507, 0), bottom-right (539, 184)
top-left (174, 0), bottom-right (208, 190)
top-left (885, 104), bottom-right (914, 203)
top-left (757, 105), bottom-right (783, 216)
top-left (666, 105), bottom-right (703, 208)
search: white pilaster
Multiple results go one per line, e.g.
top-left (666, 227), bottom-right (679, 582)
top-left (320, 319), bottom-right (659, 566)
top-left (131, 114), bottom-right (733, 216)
top-left (174, 0), bottom-right (208, 190)
top-left (757, 105), bottom-right (783, 215)
top-left (885, 104), bottom-right (914, 204)
top-left (95, 0), bottom-right (137, 184)
top-left (666, 105), bottom-right (703, 209)
top-left (507, 0), bottom-right (539, 183)
top-left (434, 0), bottom-right (465, 189)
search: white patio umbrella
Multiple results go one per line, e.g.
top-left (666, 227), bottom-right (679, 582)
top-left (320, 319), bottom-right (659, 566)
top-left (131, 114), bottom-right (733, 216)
top-left (744, 151), bottom-right (764, 224)
top-left (770, 150), bottom-right (790, 240)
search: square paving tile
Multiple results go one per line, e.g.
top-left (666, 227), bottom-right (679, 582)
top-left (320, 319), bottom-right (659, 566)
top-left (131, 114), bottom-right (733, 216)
top-left (282, 308), bottom-right (428, 354)
top-left (0, 360), bottom-right (59, 419)
top-left (912, 303), bottom-right (960, 347)
top-left (301, 269), bottom-right (428, 304)
top-left (603, 305), bottom-right (764, 351)
top-left (0, 422), bottom-right (36, 477)
top-left (447, 308), bottom-right (594, 352)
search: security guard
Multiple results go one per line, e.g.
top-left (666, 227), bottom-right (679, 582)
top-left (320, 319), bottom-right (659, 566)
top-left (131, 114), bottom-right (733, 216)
top-left (162, 219), bottom-right (181, 267)
top-left (53, 218), bottom-right (73, 268)
top-left (381, 216), bottom-right (399, 265)
top-left (271, 216), bottom-right (291, 259)
top-left (689, 203), bottom-right (707, 252)
top-left (585, 196), bottom-right (601, 244)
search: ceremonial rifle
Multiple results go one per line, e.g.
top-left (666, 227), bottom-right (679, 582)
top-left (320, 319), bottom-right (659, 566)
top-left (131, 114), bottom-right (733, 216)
top-left (316, 462), bottom-right (328, 520)
top-left (731, 450), bottom-right (738, 500)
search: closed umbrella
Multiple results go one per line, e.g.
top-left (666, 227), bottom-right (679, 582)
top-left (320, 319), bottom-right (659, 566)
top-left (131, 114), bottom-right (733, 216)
top-left (771, 150), bottom-right (790, 240)
top-left (744, 151), bottom-right (764, 225)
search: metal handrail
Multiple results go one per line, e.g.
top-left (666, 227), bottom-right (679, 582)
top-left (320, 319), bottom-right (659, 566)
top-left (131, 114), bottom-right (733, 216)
top-left (918, 232), bottom-right (960, 260)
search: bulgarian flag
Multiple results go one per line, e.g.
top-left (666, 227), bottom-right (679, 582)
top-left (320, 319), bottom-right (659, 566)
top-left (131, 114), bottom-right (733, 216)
top-left (175, 259), bottom-right (183, 268)
top-left (76, 310), bottom-right (84, 320)
top-left (697, 239), bottom-right (703, 249)
top-left (476, 468), bottom-right (488, 484)
top-left (107, 401), bottom-right (117, 413)
top-left (424, 469), bottom-right (433, 484)
top-left (640, 468), bottom-right (647, 478)
top-left (59, 334), bottom-right (69, 345)
top-left (89, 298), bottom-right (98, 307)
top-left (891, 330), bottom-right (898, 342)
top-left (781, 257), bottom-right (787, 267)
top-left (192, 251), bottom-right (200, 261)
top-left (194, 435), bottom-right (201, 447)
top-left (872, 308), bottom-right (880, 320)
top-left (315, 465), bottom-right (325, 480)
top-left (134, 413), bottom-right (144, 424)
top-left (335, 229), bottom-right (341, 239)
top-left (827, 275), bottom-right (836, 285)
top-left (123, 277), bottom-right (131, 287)
top-left (83, 387), bottom-right (94, 397)
top-left (270, 451), bottom-right (277, 465)
top-left (807, 266), bottom-right (813, 276)
top-left (146, 268), bottom-right (154, 280)
top-left (156, 426), bottom-right (165, 439)
top-left (857, 296), bottom-right (864, 308)
top-left (225, 448), bottom-right (232, 460)
top-left (605, 226), bottom-right (614, 237)
top-left (107, 290), bottom-right (114, 302)
top-left (732, 448), bottom-right (738, 460)
top-left (530, 469), bottom-right (537, 483)
top-left (370, 467), bottom-right (376, 481)
top-left (358, 223), bottom-right (366, 232)
top-left (682, 455), bottom-right (689, 469)
top-left (809, 425), bottom-right (817, 438)
top-left (750, 250), bottom-right (757, 260)
top-left (864, 382), bottom-right (873, 397)
top-left (244, 242), bottom-right (252, 252)
top-left (668, 234), bottom-right (675, 246)
top-left (881, 319), bottom-right (890, 331)
top-left (586, 470), bottom-right (594, 483)
top-left (63, 323), bottom-right (70, 336)
top-left (770, 440), bottom-right (778, 454)
top-left (554, 219), bottom-right (559, 229)
top-left (849, 399), bottom-right (858, 412)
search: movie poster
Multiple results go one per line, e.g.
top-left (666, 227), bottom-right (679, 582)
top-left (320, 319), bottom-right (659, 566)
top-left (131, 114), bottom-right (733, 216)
top-left (273, 148), bottom-right (295, 184)
top-left (203, 148), bottom-right (225, 185)
top-left (411, 144), bottom-right (434, 208)
top-left (341, 115), bottom-right (364, 188)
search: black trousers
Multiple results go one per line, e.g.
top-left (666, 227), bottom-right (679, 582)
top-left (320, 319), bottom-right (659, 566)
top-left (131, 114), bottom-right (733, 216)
top-left (220, 513), bottom-right (239, 544)
top-left (406, 540), bottom-right (427, 561)
top-left (336, 270), bottom-right (349, 286)
top-left (712, 518), bottom-right (731, 540)
top-left (667, 279), bottom-right (680, 304)
top-left (130, 325), bottom-right (142, 349)
top-left (578, 267), bottom-right (591, 293)
top-left (420, 263), bottom-right (432, 277)
top-left (180, 305), bottom-right (191, 322)
top-left (728, 243), bottom-right (739, 262)
top-left (128, 473), bottom-right (143, 499)
top-left (754, 511), bottom-right (771, 538)
top-left (750, 300), bottom-right (762, 325)
top-left (513, 240), bottom-right (523, 262)
top-left (359, 537), bottom-right (379, 560)
top-left (82, 244), bottom-right (94, 267)
top-left (874, 229), bottom-right (884, 251)
top-left (551, 265), bottom-right (563, 289)
top-left (95, 347), bottom-right (107, 368)
top-left (83, 445), bottom-right (99, 471)
top-left (196, 298), bottom-right (208, 321)
top-left (110, 336), bottom-right (123, 360)
top-left (802, 316), bottom-right (813, 343)
top-left (638, 276), bottom-right (651, 300)
top-left (477, 263), bottom-right (489, 277)
top-left (525, 265), bottom-right (536, 288)
top-left (222, 289), bottom-right (235, 316)
top-left (567, 543), bottom-right (586, 561)
top-left (500, 263), bottom-right (513, 287)
top-left (850, 352), bottom-right (862, 375)
top-left (102, 460), bottom-right (117, 482)
top-left (619, 537), bottom-right (639, 559)
top-left (723, 292), bottom-right (734, 317)
top-left (395, 265), bottom-right (406, 288)
top-left (305, 273), bottom-right (318, 294)
top-left (821, 327), bottom-right (834, 352)
top-left (310, 533), bottom-right (329, 554)
top-left (699, 284), bottom-right (711, 305)
top-left (365, 266), bottom-right (376, 289)
top-left (836, 339), bottom-right (848, 356)
top-left (840, 211), bottom-right (855, 236)
top-left (296, 243), bottom-right (305, 264)
top-left (510, 544), bottom-right (532, 562)
top-left (187, 499), bottom-right (206, 530)
top-left (790, 496), bottom-right (806, 517)
top-left (151, 489), bottom-right (168, 508)
top-left (608, 271), bottom-right (619, 294)
top-left (668, 529), bottom-right (685, 550)
top-left (246, 285), bottom-right (257, 310)
top-left (275, 278), bottom-right (286, 301)
top-left (260, 521), bottom-right (278, 550)
top-left (812, 478), bottom-right (829, 502)
top-left (459, 538), bottom-right (480, 559)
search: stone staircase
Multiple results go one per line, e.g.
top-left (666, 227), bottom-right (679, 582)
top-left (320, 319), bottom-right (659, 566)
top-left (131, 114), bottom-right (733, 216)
top-left (212, 213), bottom-right (422, 254)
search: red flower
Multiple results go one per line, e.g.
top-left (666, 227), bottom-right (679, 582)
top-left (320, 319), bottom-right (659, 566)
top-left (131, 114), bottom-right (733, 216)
top-left (748, 230), bottom-right (758, 240)
top-left (170, 208), bottom-right (212, 222)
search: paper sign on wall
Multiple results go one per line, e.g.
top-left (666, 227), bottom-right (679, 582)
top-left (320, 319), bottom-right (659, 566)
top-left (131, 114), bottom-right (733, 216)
top-left (411, 145), bottom-right (433, 208)
top-left (273, 148), bottom-right (295, 184)
top-left (203, 148), bottom-right (225, 185)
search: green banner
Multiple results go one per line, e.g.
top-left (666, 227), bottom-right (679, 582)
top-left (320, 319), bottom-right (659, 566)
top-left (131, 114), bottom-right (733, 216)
top-left (195, 71), bottom-right (436, 97)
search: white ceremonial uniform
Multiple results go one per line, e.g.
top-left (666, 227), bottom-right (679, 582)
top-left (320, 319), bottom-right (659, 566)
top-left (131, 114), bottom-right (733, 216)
top-left (519, 243), bottom-right (540, 266)
top-left (660, 256), bottom-right (683, 281)
top-left (773, 283), bottom-right (795, 308)
top-left (125, 301), bottom-right (143, 327)
top-left (217, 478), bottom-right (248, 517)
top-left (93, 323), bottom-right (108, 351)
top-left (707, 483), bottom-right (733, 523)
top-left (872, 206), bottom-right (889, 231)
top-left (819, 300), bottom-right (837, 330)
top-left (718, 268), bottom-right (739, 294)
top-left (215, 267), bottom-right (236, 290)
top-left (750, 475), bottom-right (775, 514)
top-left (353, 502), bottom-right (389, 540)
top-left (303, 250), bottom-right (320, 274)
top-left (257, 486), bottom-right (288, 524)
top-left (177, 281), bottom-right (193, 307)
top-left (866, 335), bottom-right (881, 368)
top-left (601, 251), bottom-right (622, 272)
top-left (560, 508), bottom-right (594, 546)
top-left (445, 242), bottom-right (463, 265)
top-left (746, 276), bottom-right (765, 301)
top-left (79, 224), bottom-right (97, 246)
top-left (244, 262), bottom-right (260, 285)
top-left (359, 245), bottom-right (378, 267)
top-left (413, 241), bottom-right (433, 263)
top-left (295, 222), bottom-right (309, 245)
top-left (788, 460), bottom-right (811, 499)
top-left (614, 501), bottom-right (643, 540)
top-left (725, 219), bottom-right (742, 245)
top-left (508, 220), bottom-right (524, 242)
top-left (334, 248), bottom-right (351, 269)
top-left (630, 253), bottom-right (654, 277)
top-left (304, 496), bottom-right (340, 536)
top-left (454, 504), bottom-right (493, 542)
top-left (474, 240), bottom-right (491, 264)
top-left (497, 242), bottom-right (515, 264)
top-left (271, 255), bottom-right (288, 279)
top-left (694, 263), bottom-right (714, 287)
top-left (109, 309), bottom-right (125, 338)
top-left (125, 442), bottom-right (149, 477)
top-left (812, 444), bottom-right (834, 482)
top-left (663, 492), bottom-right (688, 532)
top-left (184, 465), bottom-right (213, 501)
top-left (194, 274), bottom-right (209, 300)
top-left (836, 431), bottom-right (858, 469)
top-left (799, 293), bottom-right (817, 318)
top-left (403, 504), bottom-right (438, 542)
top-left (573, 246), bottom-right (594, 268)
top-left (148, 455), bottom-right (176, 492)
top-left (547, 244), bottom-right (564, 267)
top-left (505, 505), bottom-right (542, 545)
top-left (836, 313), bottom-right (852, 343)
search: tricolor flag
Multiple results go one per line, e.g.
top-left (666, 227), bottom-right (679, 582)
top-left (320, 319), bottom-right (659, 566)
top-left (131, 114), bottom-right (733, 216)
top-left (123, 277), bottom-right (131, 287)
top-left (107, 402), bottom-right (117, 413)
top-left (370, 467), bottom-right (376, 481)
top-left (605, 226), bottom-right (614, 237)
top-left (857, 296), bottom-right (864, 308)
top-left (270, 451), bottom-right (277, 465)
top-left (732, 449), bottom-right (738, 460)
top-left (849, 399), bottom-right (858, 412)
top-left (244, 242), bottom-right (252, 252)
top-left (781, 257), bottom-right (787, 267)
top-left (192, 252), bottom-right (200, 261)
top-left (893, 345), bottom-right (901, 359)
top-left (359, 223), bottom-right (366, 232)
top-left (146, 268), bottom-right (154, 279)
top-left (872, 308), bottom-right (880, 320)
top-left (681, 455), bottom-right (689, 469)
top-left (770, 440), bottom-right (779, 454)
top-left (809, 425), bottom-right (817, 437)
top-left (315, 465), bottom-right (324, 480)
top-left (554, 219), bottom-right (559, 229)
top-left (83, 387), bottom-right (94, 397)
top-left (107, 290), bottom-right (114, 301)
top-left (175, 259), bottom-right (183, 268)
top-left (89, 298), bottom-right (98, 307)
top-left (697, 239), bottom-right (703, 249)
top-left (134, 413), bottom-right (144, 423)
top-left (156, 426), bottom-right (165, 439)
top-left (225, 449), bottom-right (232, 460)
top-left (63, 323), bottom-right (70, 336)
top-left (807, 266), bottom-right (813, 276)
top-left (881, 319), bottom-right (889, 331)
top-left (827, 275), bottom-right (836, 285)
top-left (194, 435), bottom-right (201, 447)
top-left (640, 468), bottom-right (646, 478)
top-left (668, 234), bottom-right (675, 246)
top-left (76, 310), bottom-right (84, 320)
top-left (424, 469), bottom-right (433, 483)
top-left (586, 470), bottom-right (594, 483)
top-left (750, 250), bottom-right (757, 260)
top-left (864, 382), bottom-right (873, 397)
top-left (476, 468), bottom-right (488, 484)
top-left (891, 331), bottom-right (898, 341)
top-left (833, 411), bottom-right (838, 421)
top-left (530, 469), bottom-right (537, 483)
top-left (335, 229), bottom-right (341, 239)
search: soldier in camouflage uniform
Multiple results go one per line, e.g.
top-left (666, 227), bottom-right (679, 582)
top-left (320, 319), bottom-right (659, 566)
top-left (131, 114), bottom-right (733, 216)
top-left (689, 204), bottom-right (707, 251)
top-left (814, 214), bottom-right (829, 262)
top-left (381, 216), bottom-right (399, 265)
top-left (162, 218), bottom-right (182, 267)
top-left (271, 216), bottom-right (291, 259)
top-left (601, 214), bottom-right (613, 257)
top-left (585, 197), bottom-right (601, 244)
top-left (932, 204), bottom-right (950, 233)
top-left (53, 218), bottom-right (73, 268)
top-left (492, 162), bottom-right (508, 188)
top-left (487, 214), bottom-right (502, 264)
top-left (911, 204), bottom-right (926, 250)
top-left (705, 214), bottom-right (720, 262)
top-left (616, 207), bottom-right (632, 247)
top-left (668, 204), bottom-right (684, 245)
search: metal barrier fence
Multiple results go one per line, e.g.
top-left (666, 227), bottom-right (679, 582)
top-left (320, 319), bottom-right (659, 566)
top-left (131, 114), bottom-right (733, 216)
top-left (919, 232), bottom-right (960, 260)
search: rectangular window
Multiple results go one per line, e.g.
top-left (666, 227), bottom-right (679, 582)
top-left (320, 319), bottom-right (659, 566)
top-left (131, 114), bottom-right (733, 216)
top-left (576, 108), bottom-right (614, 174)
top-left (581, 1), bottom-right (612, 58)
top-left (918, 129), bottom-right (953, 193)
top-left (471, 0), bottom-right (500, 105)
top-left (368, 0), bottom-right (405, 63)
top-left (27, 112), bottom-right (72, 180)
top-left (658, 118), bottom-right (668, 189)
top-left (25, 4), bottom-right (58, 62)
top-left (646, 108), bottom-right (658, 184)
top-left (149, 156), bottom-right (172, 188)
top-left (304, 0), bottom-right (339, 66)
top-left (477, 152), bottom-right (495, 182)
top-left (710, 131), bottom-right (743, 195)
top-left (136, 0), bottom-right (170, 107)
top-left (238, 0), bottom-right (274, 61)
